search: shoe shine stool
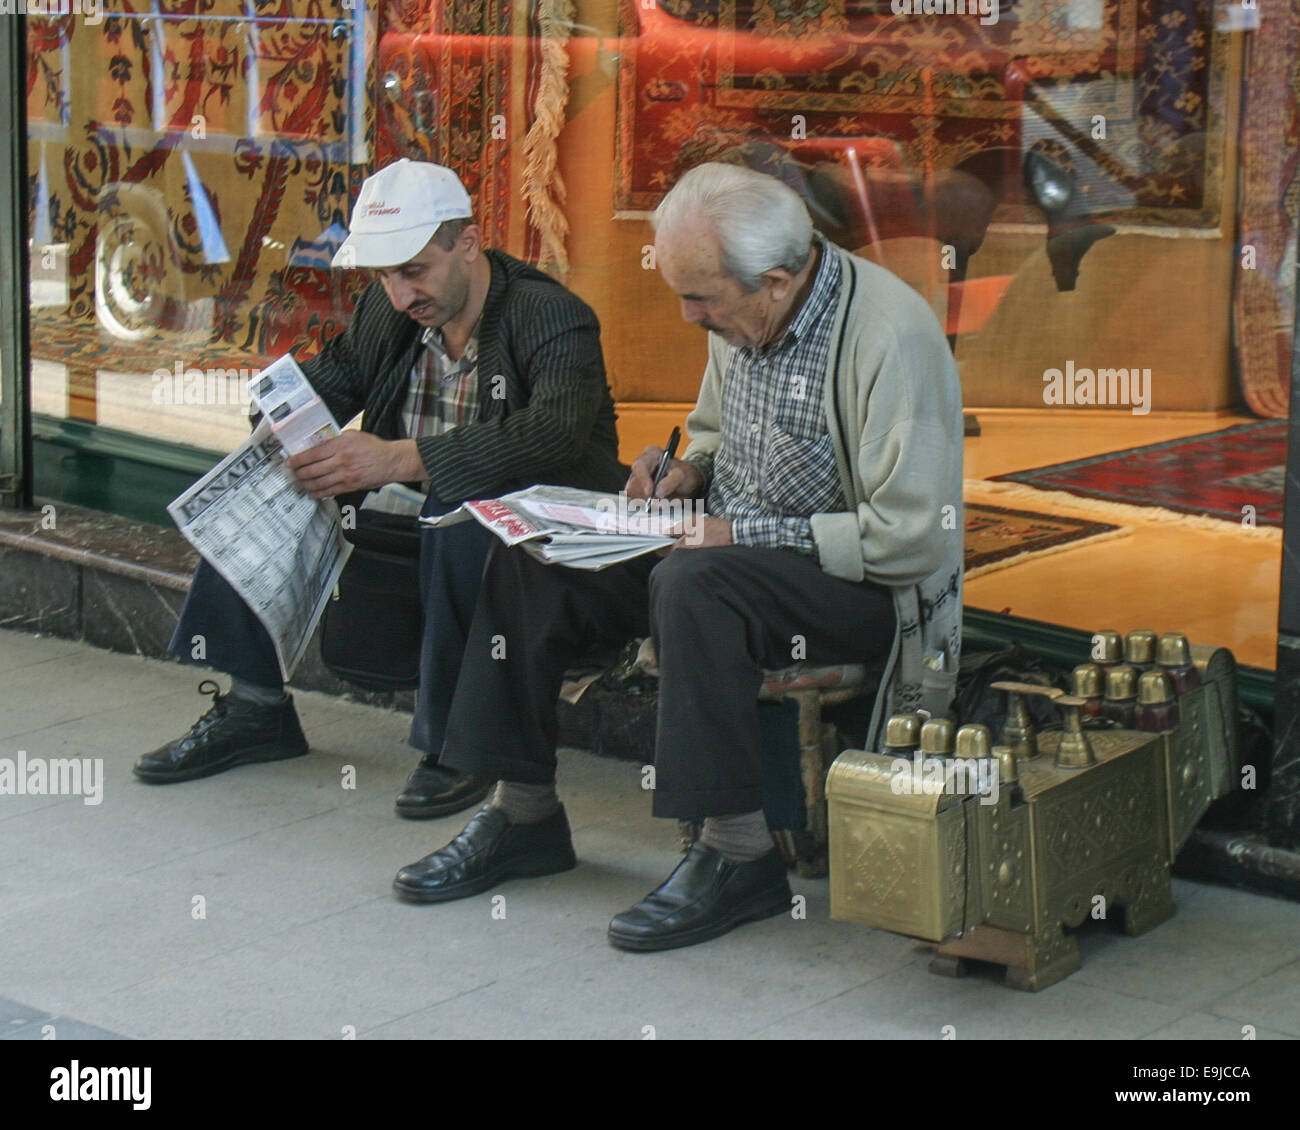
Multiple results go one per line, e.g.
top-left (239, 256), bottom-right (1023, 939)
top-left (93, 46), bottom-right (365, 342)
top-left (628, 638), bottom-right (879, 878)
top-left (825, 636), bottom-right (1241, 990)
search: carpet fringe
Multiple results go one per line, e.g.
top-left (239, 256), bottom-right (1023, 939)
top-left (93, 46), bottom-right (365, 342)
top-left (965, 479), bottom-right (1283, 541)
top-left (521, 0), bottom-right (574, 276)
top-left (964, 523), bottom-right (1134, 581)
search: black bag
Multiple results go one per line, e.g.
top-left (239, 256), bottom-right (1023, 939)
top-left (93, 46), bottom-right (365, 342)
top-left (954, 644), bottom-right (1071, 733)
top-left (319, 505), bottom-right (423, 692)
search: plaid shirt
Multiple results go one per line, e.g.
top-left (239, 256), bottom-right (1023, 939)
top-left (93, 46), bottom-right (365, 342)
top-left (402, 325), bottom-right (481, 442)
top-left (707, 236), bottom-right (845, 557)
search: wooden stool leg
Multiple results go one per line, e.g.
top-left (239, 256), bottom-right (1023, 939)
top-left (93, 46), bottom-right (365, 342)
top-left (792, 691), bottom-right (826, 841)
top-left (789, 690), bottom-right (830, 878)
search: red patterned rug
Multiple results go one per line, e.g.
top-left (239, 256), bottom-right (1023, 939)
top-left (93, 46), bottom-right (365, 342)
top-left (991, 422), bottom-right (1286, 527)
top-left (964, 502), bottom-right (1125, 579)
top-left (616, 0), bottom-right (1227, 228)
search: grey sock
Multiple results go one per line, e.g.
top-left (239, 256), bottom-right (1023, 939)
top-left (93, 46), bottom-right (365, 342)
top-left (699, 810), bottom-right (772, 863)
top-left (490, 780), bottom-right (560, 824)
top-left (228, 677), bottom-right (286, 707)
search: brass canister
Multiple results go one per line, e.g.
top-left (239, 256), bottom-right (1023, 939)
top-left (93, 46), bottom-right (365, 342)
top-left (1156, 633), bottom-right (1193, 668)
top-left (1136, 670), bottom-right (1179, 732)
top-left (955, 723), bottom-right (992, 760)
top-left (920, 718), bottom-right (956, 756)
top-left (883, 712), bottom-right (923, 752)
top-left (1157, 633), bottom-right (1202, 693)
top-left (1125, 629), bottom-right (1157, 668)
top-left (1071, 663), bottom-right (1104, 718)
top-left (1102, 665), bottom-right (1138, 728)
top-left (1091, 629), bottom-right (1123, 666)
top-left (1105, 665), bottom-right (1139, 701)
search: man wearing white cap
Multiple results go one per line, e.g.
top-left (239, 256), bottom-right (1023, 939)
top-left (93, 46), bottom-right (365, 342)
top-left (135, 159), bottom-right (624, 818)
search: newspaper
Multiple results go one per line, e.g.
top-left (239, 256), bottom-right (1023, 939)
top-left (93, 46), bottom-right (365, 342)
top-left (167, 418), bottom-right (352, 680)
top-left (247, 354), bottom-right (340, 454)
top-left (421, 485), bottom-right (696, 570)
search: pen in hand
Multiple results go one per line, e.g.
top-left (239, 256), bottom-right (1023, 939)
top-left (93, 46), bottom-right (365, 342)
top-left (649, 426), bottom-right (681, 499)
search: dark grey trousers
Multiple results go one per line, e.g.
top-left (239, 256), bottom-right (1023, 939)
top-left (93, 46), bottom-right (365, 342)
top-left (439, 542), bottom-right (895, 818)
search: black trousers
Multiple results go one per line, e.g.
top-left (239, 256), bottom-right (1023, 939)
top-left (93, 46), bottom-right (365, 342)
top-left (439, 543), bottom-right (896, 818)
top-left (168, 487), bottom-right (499, 759)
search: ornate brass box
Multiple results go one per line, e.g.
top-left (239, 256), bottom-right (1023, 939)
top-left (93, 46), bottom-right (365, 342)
top-left (828, 642), bottom-right (1239, 990)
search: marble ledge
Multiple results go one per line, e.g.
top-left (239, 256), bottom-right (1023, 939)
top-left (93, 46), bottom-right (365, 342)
top-left (0, 499), bottom-right (197, 593)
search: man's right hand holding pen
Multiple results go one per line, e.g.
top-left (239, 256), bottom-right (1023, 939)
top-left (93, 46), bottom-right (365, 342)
top-left (625, 430), bottom-right (735, 551)
top-left (625, 430), bottom-right (702, 502)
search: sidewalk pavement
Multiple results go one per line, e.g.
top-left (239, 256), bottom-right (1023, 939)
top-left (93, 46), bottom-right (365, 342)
top-left (1, 627), bottom-right (1298, 1041)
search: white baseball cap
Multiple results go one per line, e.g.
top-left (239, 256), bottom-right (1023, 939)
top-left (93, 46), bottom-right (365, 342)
top-left (331, 159), bottom-right (474, 269)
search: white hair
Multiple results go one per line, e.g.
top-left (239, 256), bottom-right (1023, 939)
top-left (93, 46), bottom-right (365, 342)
top-left (652, 162), bottom-right (814, 292)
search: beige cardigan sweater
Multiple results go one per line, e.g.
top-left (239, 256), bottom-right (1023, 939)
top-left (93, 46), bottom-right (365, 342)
top-left (682, 244), bottom-right (965, 749)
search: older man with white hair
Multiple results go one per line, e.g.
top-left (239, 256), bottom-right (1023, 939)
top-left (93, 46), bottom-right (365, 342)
top-left (393, 162), bottom-right (964, 952)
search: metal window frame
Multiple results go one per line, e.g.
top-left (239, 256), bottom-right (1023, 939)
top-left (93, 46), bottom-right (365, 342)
top-left (1, 16), bottom-right (32, 510)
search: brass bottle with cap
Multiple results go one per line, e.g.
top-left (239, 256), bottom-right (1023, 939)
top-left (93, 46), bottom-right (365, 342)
top-left (1090, 629), bottom-right (1124, 669)
top-left (1101, 664), bottom-right (1139, 728)
top-left (954, 723), bottom-right (992, 760)
top-left (1071, 663), bottom-right (1104, 719)
top-left (919, 718), bottom-right (956, 758)
top-left (1135, 670), bottom-right (1179, 732)
top-left (1156, 633), bottom-right (1201, 694)
top-left (1124, 629), bottom-right (1158, 673)
top-left (883, 713), bottom-right (923, 754)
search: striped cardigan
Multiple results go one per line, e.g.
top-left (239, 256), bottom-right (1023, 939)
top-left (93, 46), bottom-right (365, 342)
top-left (301, 249), bottom-right (625, 502)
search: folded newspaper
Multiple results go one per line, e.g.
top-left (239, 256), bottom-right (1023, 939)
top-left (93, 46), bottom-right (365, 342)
top-left (166, 356), bottom-right (350, 681)
top-left (421, 485), bottom-right (697, 570)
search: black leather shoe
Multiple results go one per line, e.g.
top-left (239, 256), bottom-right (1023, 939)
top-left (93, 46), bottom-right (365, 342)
top-left (392, 804), bottom-right (576, 903)
top-left (133, 680), bottom-right (308, 784)
top-left (395, 758), bottom-right (491, 819)
top-left (607, 843), bottom-right (791, 952)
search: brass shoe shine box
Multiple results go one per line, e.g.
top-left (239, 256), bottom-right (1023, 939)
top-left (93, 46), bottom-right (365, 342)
top-left (827, 641), bottom-right (1239, 990)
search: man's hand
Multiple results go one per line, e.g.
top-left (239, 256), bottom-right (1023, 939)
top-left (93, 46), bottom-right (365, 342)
top-left (667, 515), bottom-right (733, 551)
top-left (626, 445), bottom-right (703, 501)
top-left (286, 433), bottom-right (425, 499)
